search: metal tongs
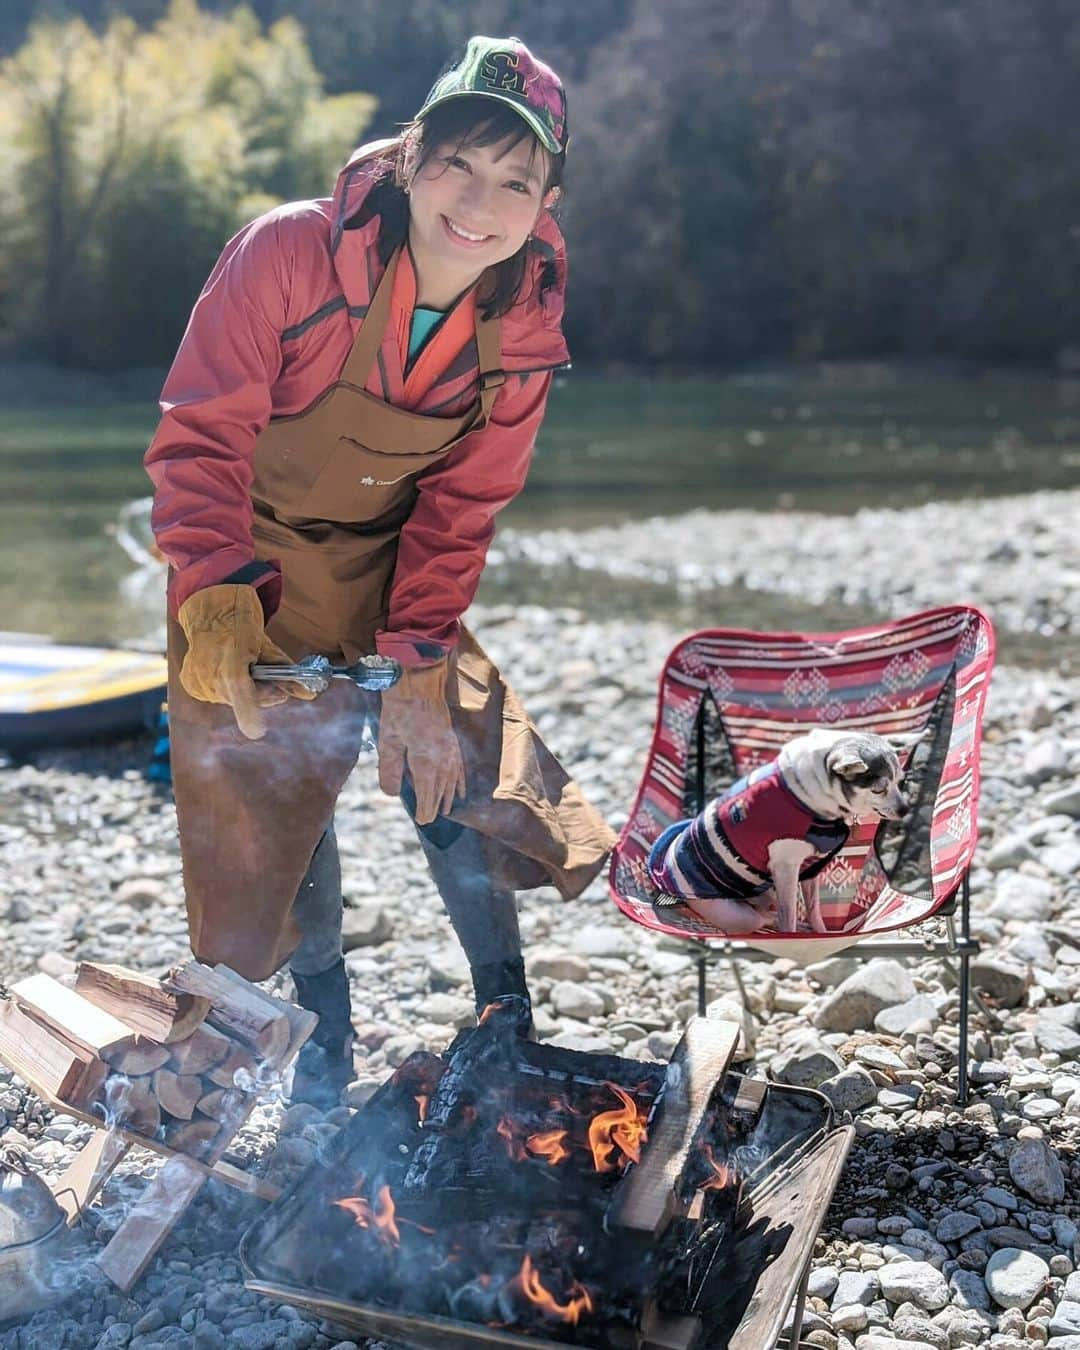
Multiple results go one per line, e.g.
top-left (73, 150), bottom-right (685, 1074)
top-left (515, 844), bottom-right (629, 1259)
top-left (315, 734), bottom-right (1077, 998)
top-left (250, 653), bottom-right (402, 695)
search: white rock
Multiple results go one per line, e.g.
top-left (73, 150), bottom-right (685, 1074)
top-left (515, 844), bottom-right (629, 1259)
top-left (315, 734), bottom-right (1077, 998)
top-left (877, 1260), bottom-right (949, 1311)
top-left (983, 1247), bottom-right (1050, 1309)
top-left (813, 959), bottom-right (918, 1033)
top-left (549, 981), bottom-right (608, 1020)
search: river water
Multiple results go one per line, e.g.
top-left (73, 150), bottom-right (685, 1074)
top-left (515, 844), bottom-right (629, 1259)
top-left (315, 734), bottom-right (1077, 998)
top-left (2, 370), bottom-right (1077, 653)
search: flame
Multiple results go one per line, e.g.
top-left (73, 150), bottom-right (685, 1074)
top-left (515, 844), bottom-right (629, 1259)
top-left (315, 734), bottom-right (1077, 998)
top-left (334, 1184), bottom-right (401, 1247)
top-left (700, 1144), bottom-right (734, 1191)
top-left (588, 1083), bottom-right (648, 1173)
top-left (526, 1129), bottom-right (571, 1166)
top-left (497, 1114), bottom-right (528, 1162)
top-left (517, 1253), bottom-right (593, 1325)
top-left (415, 1094), bottom-right (429, 1124)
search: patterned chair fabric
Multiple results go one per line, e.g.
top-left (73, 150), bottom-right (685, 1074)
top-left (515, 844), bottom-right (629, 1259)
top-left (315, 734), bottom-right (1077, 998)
top-left (609, 606), bottom-right (995, 945)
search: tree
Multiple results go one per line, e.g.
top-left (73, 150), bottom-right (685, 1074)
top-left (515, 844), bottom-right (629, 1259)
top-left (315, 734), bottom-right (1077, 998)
top-left (0, 0), bottom-right (375, 366)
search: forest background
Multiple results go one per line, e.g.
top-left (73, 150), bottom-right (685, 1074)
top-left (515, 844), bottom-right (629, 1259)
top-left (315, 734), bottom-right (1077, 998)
top-left (2, 0), bottom-right (1079, 374)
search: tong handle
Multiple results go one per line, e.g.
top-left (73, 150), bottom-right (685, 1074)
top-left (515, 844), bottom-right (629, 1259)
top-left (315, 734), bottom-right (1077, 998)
top-left (250, 653), bottom-right (402, 693)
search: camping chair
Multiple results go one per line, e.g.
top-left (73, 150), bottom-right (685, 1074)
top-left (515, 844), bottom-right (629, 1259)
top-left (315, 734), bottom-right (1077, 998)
top-left (609, 605), bottom-right (996, 1105)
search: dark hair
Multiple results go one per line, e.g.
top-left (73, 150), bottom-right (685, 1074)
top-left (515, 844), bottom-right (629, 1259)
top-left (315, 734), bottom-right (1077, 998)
top-left (348, 98), bottom-right (564, 320)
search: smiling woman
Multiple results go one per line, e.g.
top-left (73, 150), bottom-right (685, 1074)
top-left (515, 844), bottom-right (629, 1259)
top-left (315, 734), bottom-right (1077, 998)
top-left (141, 35), bottom-right (613, 1109)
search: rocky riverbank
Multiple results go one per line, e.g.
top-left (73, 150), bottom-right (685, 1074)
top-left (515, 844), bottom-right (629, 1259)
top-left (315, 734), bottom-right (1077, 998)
top-left (1, 491), bottom-right (1078, 1349)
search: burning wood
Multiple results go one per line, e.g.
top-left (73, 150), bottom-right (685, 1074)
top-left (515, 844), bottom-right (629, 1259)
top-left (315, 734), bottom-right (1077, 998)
top-left (335, 1183), bottom-right (401, 1249)
top-left (514, 1252), bottom-right (594, 1326)
top-left (587, 1083), bottom-right (649, 1173)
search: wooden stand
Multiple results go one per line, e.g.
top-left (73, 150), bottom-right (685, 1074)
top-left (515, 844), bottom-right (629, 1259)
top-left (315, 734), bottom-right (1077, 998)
top-left (5, 964), bottom-right (316, 1292)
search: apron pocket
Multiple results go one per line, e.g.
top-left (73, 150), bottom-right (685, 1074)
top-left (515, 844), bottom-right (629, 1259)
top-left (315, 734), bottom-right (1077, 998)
top-left (298, 438), bottom-right (437, 523)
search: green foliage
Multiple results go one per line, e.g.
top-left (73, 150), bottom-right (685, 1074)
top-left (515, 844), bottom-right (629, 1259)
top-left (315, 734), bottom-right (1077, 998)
top-left (0, 0), bottom-right (374, 366)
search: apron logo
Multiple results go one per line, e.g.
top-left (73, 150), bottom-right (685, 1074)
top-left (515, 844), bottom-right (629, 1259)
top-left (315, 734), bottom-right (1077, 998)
top-left (360, 471), bottom-right (413, 488)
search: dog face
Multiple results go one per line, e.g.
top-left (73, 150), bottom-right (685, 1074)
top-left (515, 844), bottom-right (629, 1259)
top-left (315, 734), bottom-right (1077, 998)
top-left (826, 733), bottom-right (909, 820)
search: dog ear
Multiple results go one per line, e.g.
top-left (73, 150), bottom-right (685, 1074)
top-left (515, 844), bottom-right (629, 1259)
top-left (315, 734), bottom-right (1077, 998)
top-left (828, 748), bottom-right (869, 780)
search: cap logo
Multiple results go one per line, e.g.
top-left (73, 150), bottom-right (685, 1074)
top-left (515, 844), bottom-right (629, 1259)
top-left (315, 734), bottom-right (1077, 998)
top-left (480, 50), bottom-right (528, 97)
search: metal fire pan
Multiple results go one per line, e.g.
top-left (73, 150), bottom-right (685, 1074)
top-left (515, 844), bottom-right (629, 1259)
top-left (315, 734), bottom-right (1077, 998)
top-left (241, 1123), bottom-right (854, 1350)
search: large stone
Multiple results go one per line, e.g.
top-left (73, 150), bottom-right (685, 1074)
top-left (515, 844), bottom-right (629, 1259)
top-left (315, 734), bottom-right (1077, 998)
top-left (769, 1039), bottom-right (845, 1088)
top-left (341, 905), bottom-right (394, 950)
top-left (983, 1247), bottom-right (1051, 1309)
top-left (1036, 1018), bottom-right (1080, 1059)
top-left (805, 956), bottom-right (859, 989)
top-left (969, 955), bottom-right (1031, 1007)
top-left (1022, 737), bottom-right (1068, 785)
top-left (526, 950), bottom-right (590, 982)
top-left (812, 959), bottom-right (917, 1033)
top-left (415, 992), bottom-right (475, 1028)
top-left (876, 1259), bottom-right (949, 1311)
top-left (875, 994), bottom-right (941, 1035)
top-left (573, 925), bottom-right (636, 958)
top-left (819, 1067), bottom-right (879, 1113)
top-left (832, 1269), bottom-right (880, 1307)
top-left (1044, 784), bottom-right (1080, 817)
top-left (1008, 1139), bottom-right (1066, 1205)
top-left (1051, 1303), bottom-right (1080, 1338)
top-left (989, 873), bottom-right (1055, 922)
top-left (949, 1268), bottom-right (991, 1311)
top-left (550, 982), bottom-right (608, 1020)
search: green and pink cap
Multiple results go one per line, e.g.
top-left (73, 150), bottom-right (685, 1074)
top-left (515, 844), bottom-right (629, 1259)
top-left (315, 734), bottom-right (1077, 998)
top-left (416, 36), bottom-right (568, 155)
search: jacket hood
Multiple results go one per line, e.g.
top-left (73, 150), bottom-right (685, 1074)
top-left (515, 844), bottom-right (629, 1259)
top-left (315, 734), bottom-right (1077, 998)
top-left (328, 140), bottom-right (569, 373)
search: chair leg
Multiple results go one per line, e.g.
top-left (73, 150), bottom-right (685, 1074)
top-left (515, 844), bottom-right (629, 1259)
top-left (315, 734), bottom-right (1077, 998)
top-left (698, 950), bottom-right (708, 1017)
top-left (954, 869), bottom-right (975, 1107)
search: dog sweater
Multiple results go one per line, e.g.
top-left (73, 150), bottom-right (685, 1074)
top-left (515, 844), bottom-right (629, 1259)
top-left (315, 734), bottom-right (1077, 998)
top-left (648, 761), bottom-right (850, 901)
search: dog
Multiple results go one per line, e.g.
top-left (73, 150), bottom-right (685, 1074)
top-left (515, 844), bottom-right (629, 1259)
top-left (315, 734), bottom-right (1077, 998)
top-left (648, 728), bottom-right (911, 935)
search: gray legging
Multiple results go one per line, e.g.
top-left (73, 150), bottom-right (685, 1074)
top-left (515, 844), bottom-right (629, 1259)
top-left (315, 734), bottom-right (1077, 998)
top-left (288, 818), bottom-right (522, 979)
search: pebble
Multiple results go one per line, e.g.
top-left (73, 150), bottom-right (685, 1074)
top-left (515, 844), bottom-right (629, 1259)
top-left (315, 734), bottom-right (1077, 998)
top-left (0, 556), bottom-right (1078, 1347)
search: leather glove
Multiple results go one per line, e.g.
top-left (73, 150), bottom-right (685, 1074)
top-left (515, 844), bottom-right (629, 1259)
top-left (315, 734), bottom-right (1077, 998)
top-left (377, 658), bottom-right (466, 825)
top-left (177, 584), bottom-right (315, 740)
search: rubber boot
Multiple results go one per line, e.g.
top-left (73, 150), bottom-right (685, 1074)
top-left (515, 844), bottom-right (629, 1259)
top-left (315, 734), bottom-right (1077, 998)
top-left (289, 958), bottom-right (355, 1110)
top-left (471, 956), bottom-right (534, 1038)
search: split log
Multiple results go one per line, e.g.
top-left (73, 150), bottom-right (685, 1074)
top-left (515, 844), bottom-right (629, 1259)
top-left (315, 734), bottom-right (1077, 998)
top-left (0, 999), bottom-right (106, 1109)
top-left (195, 1087), bottom-right (242, 1121)
top-left (167, 1023), bottom-right (232, 1076)
top-left (103, 1073), bottom-right (162, 1137)
top-left (103, 1041), bottom-right (171, 1076)
top-left (152, 1069), bottom-right (203, 1121)
top-left (165, 963), bottom-right (290, 1063)
top-left (165, 1117), bottom-right (220, 1160)
top-left (75, 962), bottom-right (210, 1044)
top-left (213, 963), bottom-right (318, 1066)
top-left (11, 974), bottom-right (134, 1058)
top-left (607, 1017), bottom-right (740, 1238)
top-left (205, 1041), bottom-right (257, 1090)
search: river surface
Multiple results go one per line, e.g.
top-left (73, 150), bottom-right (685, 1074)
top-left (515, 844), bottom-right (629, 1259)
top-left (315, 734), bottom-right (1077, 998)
top-left (2, 370), bottom-right (1077, 650)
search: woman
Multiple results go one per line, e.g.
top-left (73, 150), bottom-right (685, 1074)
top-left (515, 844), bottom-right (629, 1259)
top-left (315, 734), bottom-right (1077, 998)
top-left (145, 36), bottom-right (614, 1104)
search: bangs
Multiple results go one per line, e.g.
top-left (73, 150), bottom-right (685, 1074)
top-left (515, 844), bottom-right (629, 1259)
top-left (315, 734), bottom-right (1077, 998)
top-left (420, 97), bottom-right (545, 173)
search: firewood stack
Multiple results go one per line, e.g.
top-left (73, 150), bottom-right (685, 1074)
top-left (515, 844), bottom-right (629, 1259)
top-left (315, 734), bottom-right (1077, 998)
top-left (0, 959), bottom-right (304, 1163)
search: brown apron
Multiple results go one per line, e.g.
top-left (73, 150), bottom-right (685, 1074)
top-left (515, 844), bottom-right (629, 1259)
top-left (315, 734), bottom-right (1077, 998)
top-left (168, 249), bottom-right (615, 981)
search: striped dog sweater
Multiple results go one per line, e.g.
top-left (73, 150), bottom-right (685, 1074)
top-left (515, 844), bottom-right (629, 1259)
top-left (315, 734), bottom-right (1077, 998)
top-left (648, 761), bottom-right (849, 901)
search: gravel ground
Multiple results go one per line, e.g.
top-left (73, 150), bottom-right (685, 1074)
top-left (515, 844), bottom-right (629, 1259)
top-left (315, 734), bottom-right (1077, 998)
top-left (0, 489), bottom-right (1078, 1349)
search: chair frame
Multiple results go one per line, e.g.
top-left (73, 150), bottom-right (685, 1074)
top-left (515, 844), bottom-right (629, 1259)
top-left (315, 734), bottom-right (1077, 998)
top-left (689, 869), bottom-right (979, 1105)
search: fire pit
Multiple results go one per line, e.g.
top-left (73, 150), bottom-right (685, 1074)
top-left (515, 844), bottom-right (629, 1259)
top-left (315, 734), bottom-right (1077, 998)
top-left (241, 1004), bottom-right (852, 1349)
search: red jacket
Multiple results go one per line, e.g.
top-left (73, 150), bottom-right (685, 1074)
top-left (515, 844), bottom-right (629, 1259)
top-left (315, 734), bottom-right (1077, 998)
top-left (144, 140), bottom-right (569, 666)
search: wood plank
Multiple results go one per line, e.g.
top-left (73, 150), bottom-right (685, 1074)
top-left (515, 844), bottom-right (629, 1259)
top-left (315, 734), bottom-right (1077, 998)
top-left (75, 963), bottom-right (210, 1044)
top-left (208, 1159), bottom-right (281, 1203)
top-left (167, 1023), bottom-right (232, 1075)
top-left (96, 1155), bottom-right (206, 1292)
top-left (51, 1131), bottom-right (131, 1226)
top-left (607, 1017), bottom-right (740, 1237)
top-left (11, 974), bottom-right (135, 1058)
top-left (165, 963), bottom-right (290, 1063)
top-left (0, 1000), bottom-right (101, 1107)
top-left (212, 964), bottom-right (317, 1067)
